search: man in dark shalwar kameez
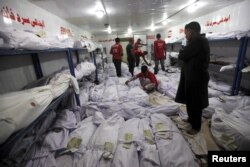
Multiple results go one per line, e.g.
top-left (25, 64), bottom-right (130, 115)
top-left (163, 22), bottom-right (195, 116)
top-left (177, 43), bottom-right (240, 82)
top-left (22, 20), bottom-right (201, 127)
top-left (175, 21), bottom-right (210, 135)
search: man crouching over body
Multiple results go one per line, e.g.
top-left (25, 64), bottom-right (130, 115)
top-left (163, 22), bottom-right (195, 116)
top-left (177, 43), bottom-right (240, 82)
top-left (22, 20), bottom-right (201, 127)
top-left (125, 65), bottom-right (158, 93)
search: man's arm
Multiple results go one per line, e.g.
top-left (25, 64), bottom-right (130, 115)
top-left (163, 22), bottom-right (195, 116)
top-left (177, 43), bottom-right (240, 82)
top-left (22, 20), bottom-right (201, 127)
top-left (119, 45), bottom-right (123, 56)
top-left (125, 75), bottom-right (139, 85)
top-left (142, 56), bottom-right (151, 66)
top-left (178, 38), bottom-right (201, 61)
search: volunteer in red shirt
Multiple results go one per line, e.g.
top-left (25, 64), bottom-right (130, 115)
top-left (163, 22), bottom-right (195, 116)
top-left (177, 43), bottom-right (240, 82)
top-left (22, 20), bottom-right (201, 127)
top-left (134, 38), bottom-right (147, 66)
top-left (154, 33), bottom-right (166, 74)
top-left (125, 65), bottom-right (158, 93)
top-left (110, 37), bottom-right (123, 77)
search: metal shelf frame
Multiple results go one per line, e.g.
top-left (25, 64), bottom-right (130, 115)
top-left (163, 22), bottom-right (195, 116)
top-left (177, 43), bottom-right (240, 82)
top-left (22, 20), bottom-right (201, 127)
top-left (0, 48), bottom-right (91, 106)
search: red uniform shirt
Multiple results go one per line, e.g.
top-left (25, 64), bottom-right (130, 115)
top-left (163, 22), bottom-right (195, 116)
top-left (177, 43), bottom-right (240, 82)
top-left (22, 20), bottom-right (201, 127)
top-left (110, 44), bottom-right (123, 60)
top-left (136, 71), bottom-right (158, 87)
top-left (154, 39), bottom-right (166, 59)
top-left (133, 41), bottom-right (141, 57)
top-left (135, 50), bottom-right (145, 58)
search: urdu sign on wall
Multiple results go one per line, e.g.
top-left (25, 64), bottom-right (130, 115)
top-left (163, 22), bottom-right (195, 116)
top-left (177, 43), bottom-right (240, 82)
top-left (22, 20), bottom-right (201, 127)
top-left (1, 6), bottom-right (45, 29)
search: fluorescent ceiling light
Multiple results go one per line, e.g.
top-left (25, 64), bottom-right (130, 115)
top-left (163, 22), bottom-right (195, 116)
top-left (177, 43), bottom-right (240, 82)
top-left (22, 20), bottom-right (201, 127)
top-left (96, 10), bottom-right (104, 18)
top-left (128, 27), bottom-right (132, 34)
top-left (187, 2), bottom-right (206, 13)
top-left (163, 13), bottom-right (168, 19)
top-left (150, 24), bottom-right (155, 31)
top-left (107, 25), bottom-right (112, 34)
top-left (162, 20), bottom-right (168, 25)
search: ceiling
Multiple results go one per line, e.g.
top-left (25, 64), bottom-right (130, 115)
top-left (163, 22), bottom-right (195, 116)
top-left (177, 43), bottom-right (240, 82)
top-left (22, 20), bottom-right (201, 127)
top-left (28, 0), bottom-right (244, 36)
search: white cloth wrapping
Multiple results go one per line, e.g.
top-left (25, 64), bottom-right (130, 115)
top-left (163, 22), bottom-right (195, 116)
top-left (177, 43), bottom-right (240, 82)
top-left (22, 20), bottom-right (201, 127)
top-left (242, 65), bottom-right (250, 73)
top-left (0, 27), bottom-right (101, 50)
top-left (79, 86), bottom-right (90, 106)
top-left (85, 102), bottom-right (122, 119)
top-left (112, 118), bottom-right (140, 167)
top-left (203, 95), bottom-right (250, 118)
top-left (211, 107), bottom-right (250, 150)
top-left (0, 73), bottom-right (79, 144)
top-left (0, 27), bottom-right (50, 49)
top-left (157, 74), bottom-right (179, 99)
top-left (206, 30), bottom-right (248, 40)
top-left (208, 76), bottom-right (232, 94)
top-left (148, 92), bottom-right (181, 115)
top-left (42, 128), bottom-right (69, 151)
top-left (118, 102), bottom-right (148, 120)
top-left (80, 38), bottom-right (97, 52)
top-left (138, 118), bottom-right (161, 167)
top-left (208, 87), bottom-right (224, 97)
top-left (75, 61), bottom-right (96, 80)
top-left (89, 76), bottom-right (148, 103)
top-left (89, 83), bottom-right (105, 102)
top-left (102, 86), bottom-right (119, 102)
top-left (42, 109), bottom-right (77, 151)
top-left (126, 87), bottom-right (149, 102)
top-left (67, 116), bottom-right (97, 153)
top-left (219, 64), bottom-right (236, 72)
top-left (150, 114), bottom-right (198, 167)
top-left (81, 114), bottom-right (125, 167)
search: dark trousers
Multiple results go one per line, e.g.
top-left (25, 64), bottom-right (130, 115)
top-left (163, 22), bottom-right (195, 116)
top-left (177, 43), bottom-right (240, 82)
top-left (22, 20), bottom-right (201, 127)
top-left (186, 105), bottom-right (202, 131)
top-left (113, 59), bottom-right (122, 77)
top-left (154, 58), bottom-right (165, 74)
top-left (127, 58), bottom-right (135, 76)
top-left (135, 56), bottom-right (140, 67)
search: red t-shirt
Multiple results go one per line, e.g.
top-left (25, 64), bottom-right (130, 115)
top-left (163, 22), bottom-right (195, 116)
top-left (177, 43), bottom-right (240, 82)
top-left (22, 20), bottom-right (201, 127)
top-left (110, 44), bottom-right (123, 60)
top-left (136, 71), bottom-right (158, 87)
top-left (154, 39), bottom-right (166, 59)
top-left (135, 50), bottom-right (145, 58)
top-left (133, 41), bottom-right (141, 57)
top-left (134, 41), bottom-right (140, 51)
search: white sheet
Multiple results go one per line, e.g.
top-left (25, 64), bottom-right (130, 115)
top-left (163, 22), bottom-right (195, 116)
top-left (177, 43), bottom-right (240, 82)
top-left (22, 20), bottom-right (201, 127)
top-left (211, 107), bottom-right (250, 150)
top-left (0, 73), bottom-right (79, 144)
top-left (81, 113), bottom-right (124, 167)
top-left (112, 118), bottom-right (140, 167)
top-left (150, 114), bottom-right (198, 167)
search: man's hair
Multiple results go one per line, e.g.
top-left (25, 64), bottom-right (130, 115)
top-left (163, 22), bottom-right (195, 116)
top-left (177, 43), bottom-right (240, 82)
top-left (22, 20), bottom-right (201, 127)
top-left (115, 38), bottom-right (120, 43)
top-left (185, 21), bottom-right (201, 33)
top-left (141, 65), bottom-right (148, 73)
top-left (143, 51), bottom-right (148, 55)
top-left (156, 33), bottom-right (161, 39)
top-left (129, 38), bottom-right (134, 43)
top-left (137, 38), bottom-right (141, 41)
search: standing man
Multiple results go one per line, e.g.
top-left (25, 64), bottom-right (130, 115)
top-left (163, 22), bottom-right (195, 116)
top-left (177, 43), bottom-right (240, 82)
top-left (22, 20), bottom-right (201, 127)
top-left (126, 38), bottom-right (135, 76)
top-left (110, 37), bottom-right (123, 77)
top-left (175, 21), bottom-right (210, 135)
top-left (134, 38), bottom-right (147, 66)
top-left (154, 33), bottom-right (166, 74)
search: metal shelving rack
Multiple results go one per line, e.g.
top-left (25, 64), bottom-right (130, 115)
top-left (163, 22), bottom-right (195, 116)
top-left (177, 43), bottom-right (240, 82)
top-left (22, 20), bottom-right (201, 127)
top-left (167, 36), bottom-right (249, 95)
top-left (0, 88), bottom-right (74, 159)
top-left (0, 48), bottom-right (92, 105)
top-left (0, 47), bottom-right (96, 162)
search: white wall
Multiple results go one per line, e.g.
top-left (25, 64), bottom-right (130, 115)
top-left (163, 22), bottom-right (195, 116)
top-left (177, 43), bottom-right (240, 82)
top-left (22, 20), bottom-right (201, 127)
top-left (162, 0), bottom-right (250, 42)
top-left (0, 0), bottom-right (92, 93)
top-left (0, 0), bottom-right (91, 39)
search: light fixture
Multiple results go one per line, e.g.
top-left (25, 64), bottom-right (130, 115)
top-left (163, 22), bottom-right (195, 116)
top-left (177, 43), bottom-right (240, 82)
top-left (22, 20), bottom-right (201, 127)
top-left (128, 27), bottom-right (132, 34)
top-left (150, 24), bottom-right (155, 31)
top-left (96, 10), bottom-right (104, 19)
top-left (162, 20), bottom-right (168, 25)
top-left (107, 25), bottom-right (112, 34)
top-left (187, 2), bottom-right (205, 13)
